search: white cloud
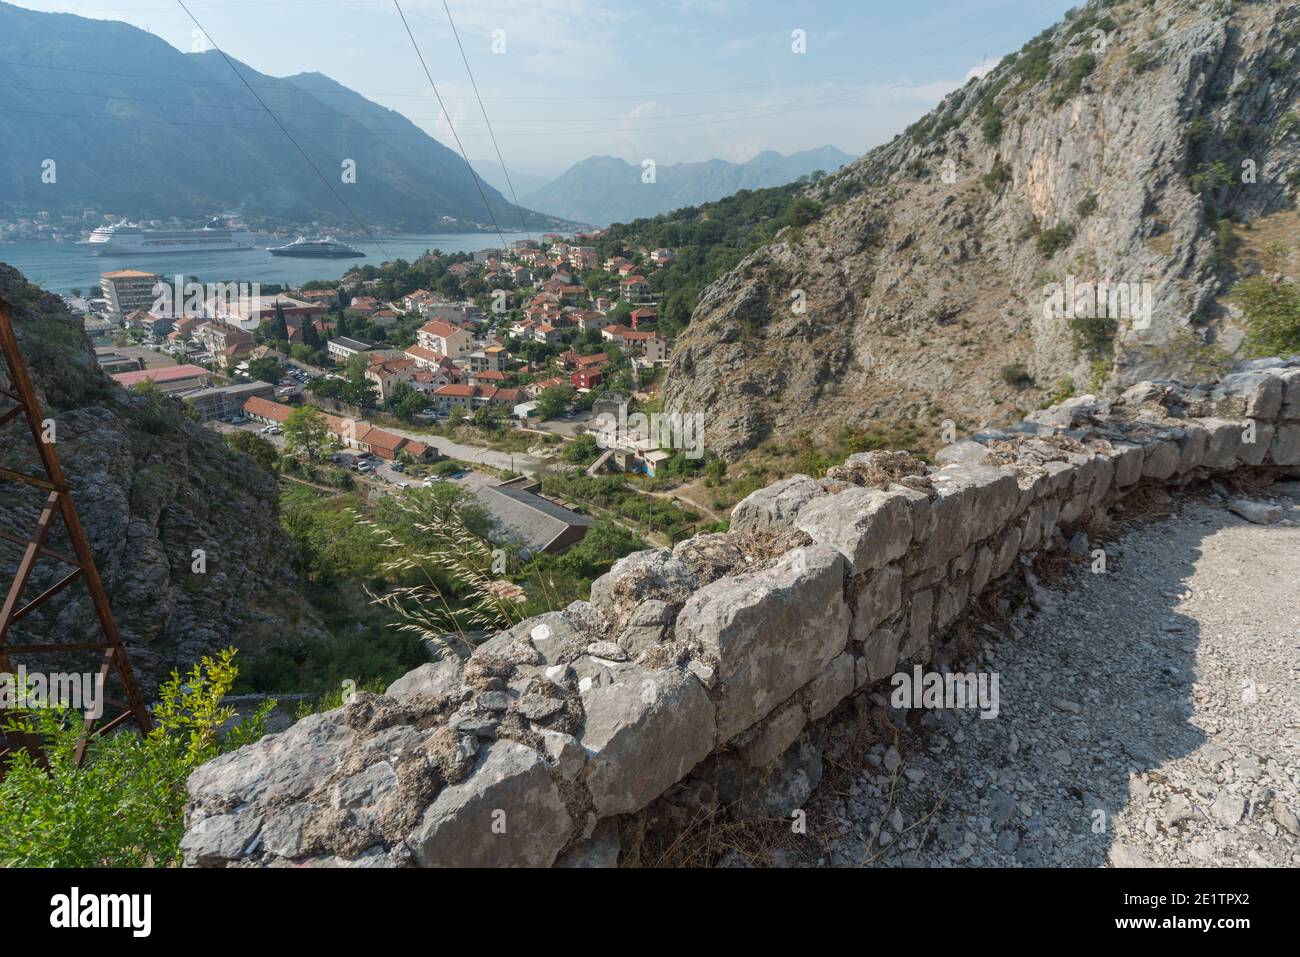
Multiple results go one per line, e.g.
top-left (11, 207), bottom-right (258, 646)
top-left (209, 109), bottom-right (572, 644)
top-left (964, 55), bottom-right (1002, 83)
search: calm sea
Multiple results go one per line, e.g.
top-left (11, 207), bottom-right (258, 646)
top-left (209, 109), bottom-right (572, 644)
top-left (0, 232), bottom-right (531, 295)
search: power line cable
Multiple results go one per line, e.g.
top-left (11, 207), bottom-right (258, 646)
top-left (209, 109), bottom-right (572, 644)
top-left (0, 77), bottom-right (963, 127)
top-left (0, 55), bottom-right (979, 139)
top-left (440, 0), bottom-right (528, 240)
top-left (390, 0), bottom-right (510, 250)
top-left (0, 78), bottom-right (951, 125)
top-left (0, 26), bottom-right (1010, 102)
top-left (173, 0), bottom-right (392, 258)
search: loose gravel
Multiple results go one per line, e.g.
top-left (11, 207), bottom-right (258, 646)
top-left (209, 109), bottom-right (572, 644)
top-left (817, 487), bottom-right (1300, 868)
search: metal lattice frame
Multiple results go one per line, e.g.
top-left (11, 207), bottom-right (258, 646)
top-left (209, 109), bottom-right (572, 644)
top-left (0, 294), bottom-right (152, 770)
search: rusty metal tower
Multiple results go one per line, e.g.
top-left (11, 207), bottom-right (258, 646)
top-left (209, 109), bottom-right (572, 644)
top-left (0, 293), bottom-right (153, 770)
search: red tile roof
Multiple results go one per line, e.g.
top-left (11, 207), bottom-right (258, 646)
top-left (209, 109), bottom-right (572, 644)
top-left (360, 427), bottom-right (405, 454)
top-left (419, 319), bottom-right (461, 339)
top-left (243, 396), bottom-right (293, 422)
top-left (110, 364), bottom-right (209, 388)
top-left (405, 345), bottom-right (448, 365)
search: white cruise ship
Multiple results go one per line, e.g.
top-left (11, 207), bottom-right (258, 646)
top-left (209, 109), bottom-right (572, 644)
top-left (80, 218), bottom-right (254, 255)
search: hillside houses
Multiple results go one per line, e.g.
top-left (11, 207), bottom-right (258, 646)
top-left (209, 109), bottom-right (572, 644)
top-left (241, 396), bottom-right (436, 462)
top-left (364, 355), bottom-right (418, 402)
top-left (288, 230), bottom-right (679, 429)
top-left (429, 383), bottom-right (522, 414)
top-left (619, 275), bottom-right (651, 299)
top-left (416, 319), bottom-right (472, 358)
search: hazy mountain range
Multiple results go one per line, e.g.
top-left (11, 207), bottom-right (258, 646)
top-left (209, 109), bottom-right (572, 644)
top-left (0, 2), bottom-right (570, 233)
top-left (519, 147), bottom-right (856, 227)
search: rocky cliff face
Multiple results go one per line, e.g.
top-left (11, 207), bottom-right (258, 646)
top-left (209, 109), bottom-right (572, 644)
top-left (663, 0), bottom-right (1299, 460)
top-left (0, 265), bottom-right (316, 690)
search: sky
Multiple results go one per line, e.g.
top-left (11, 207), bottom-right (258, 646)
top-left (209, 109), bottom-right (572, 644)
top-left (13, 0), bottom-right (1080, 178)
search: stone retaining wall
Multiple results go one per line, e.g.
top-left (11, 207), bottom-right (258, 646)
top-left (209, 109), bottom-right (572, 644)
top-left (180, 358), bottom-right (1300, 867)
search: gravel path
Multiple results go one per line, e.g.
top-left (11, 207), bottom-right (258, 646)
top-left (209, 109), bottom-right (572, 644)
top-left (819, 486), bottom-right (1300, 868)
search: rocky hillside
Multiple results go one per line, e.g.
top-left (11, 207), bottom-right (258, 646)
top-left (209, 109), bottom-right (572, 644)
top-left (0, 265), bottom-right (317, 690)
top-left (663, 0), bottom-right (1300, 460)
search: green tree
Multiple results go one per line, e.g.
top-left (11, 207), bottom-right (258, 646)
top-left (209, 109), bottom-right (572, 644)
top-left (248, 355), bottom-right (283, 384)
top-left (535, 384), bottom-right (574, 421)
top-left (299, 316), bottom-right (321, 350)
top-left (1236, 276), bottom-right (1300, 357)
top-left (271, 301), bottom-right (290, 342)
top-left (346, 352), bottom-right (370, 382)
top-left (565, 432), bottom-right (600, 465)
top-left (284, 405), bottom-right (331, 460)
top-left (394, 390), bottom-right (429, 420)
top-left (225, 430), bottom-right (280, 472)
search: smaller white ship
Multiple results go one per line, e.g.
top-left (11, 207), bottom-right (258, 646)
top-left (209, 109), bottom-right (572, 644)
top-left (267, 236), bottom-right (366, 259)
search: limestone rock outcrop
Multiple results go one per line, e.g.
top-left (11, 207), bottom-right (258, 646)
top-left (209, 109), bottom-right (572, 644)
top-left (181, 357), bottom-right (1300, 867)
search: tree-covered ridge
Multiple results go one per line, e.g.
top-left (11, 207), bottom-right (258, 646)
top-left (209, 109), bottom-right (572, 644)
top-left (593, 179), bottom-right (827, 332)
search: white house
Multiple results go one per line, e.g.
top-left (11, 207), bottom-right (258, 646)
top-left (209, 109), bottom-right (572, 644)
top-left (416, 319), bottom-right (473, 359)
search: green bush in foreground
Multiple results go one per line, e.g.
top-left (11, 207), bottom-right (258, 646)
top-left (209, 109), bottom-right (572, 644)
top-left (0, 649), bottom-right (271, 867)
top-left (1236, 276), bottom-right (1300, 357)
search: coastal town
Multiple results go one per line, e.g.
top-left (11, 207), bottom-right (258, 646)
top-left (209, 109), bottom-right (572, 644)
top-left (76, 231), bottom-right (700, 558)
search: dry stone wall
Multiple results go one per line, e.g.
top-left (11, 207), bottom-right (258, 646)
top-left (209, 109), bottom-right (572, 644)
top-left (181, 358), bottom-right (1300, 867)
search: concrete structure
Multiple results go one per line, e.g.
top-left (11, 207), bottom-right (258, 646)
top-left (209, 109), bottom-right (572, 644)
top-left (123, 307), bottom-right (174, 338)
top-left (209, 293), bottom-right (323, 331)
top-left (416, 320), bottom-right (472, 359)
top-left (328, 336), bottom-right (376, 363)
top-left (94, 347), bottom-right (143, 375)
top-left (422, 302), bottom-right (483, 326)
top-left (110, 363), bottom-right (211, 394)
top-left (183, 381), bottom-right (274, 419)
top-left (100, 269), bottom-right (160, 317)
top-left (473, 484), bottom-right (593, 557)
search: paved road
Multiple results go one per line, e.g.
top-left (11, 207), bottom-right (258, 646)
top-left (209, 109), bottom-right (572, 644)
top-left (533, 410), bottom-right (595, 439)
top-left (383, 425), bottom-right (548, 475)
top-left (779, 484), bottom-right (1300, 868)
top-left (211, 420), bottom-right (501, 494)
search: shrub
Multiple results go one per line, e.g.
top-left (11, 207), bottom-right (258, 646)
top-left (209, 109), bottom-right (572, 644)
top-left (1036, 223), bottom-right (1076, 256)
top-left (1069, 313), bottom-right (1119, 359)
top-left (1128, 47), bottom-right (1159, 73)
top-left (1000, 362), bottom-right (1035, 389)
top-left (1015, 36), bottom-right (1055, 88)
top-left (1075, 193), bottom-right (1098, 217)
top-left (983, 160), bottom-right (1012, 191)
top-left (1190, 160), bottom-right (1233, 195)
top-left (0, 650), bottom-right (272, 867)
top-left (1235, 276), bottom-right (1300, 357)
top-left (980, 112), bottom-right (1004, 144)
top-left (564, 432), bottom-right (601, 466)
top-left (1051, 53), bottom-right (1097, 105)
top-left (1210, 219), bottom-right (1240, 273)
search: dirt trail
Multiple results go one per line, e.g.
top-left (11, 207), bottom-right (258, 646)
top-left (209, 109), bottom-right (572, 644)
top-left (815, 486), bottom-right (1300, 868)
